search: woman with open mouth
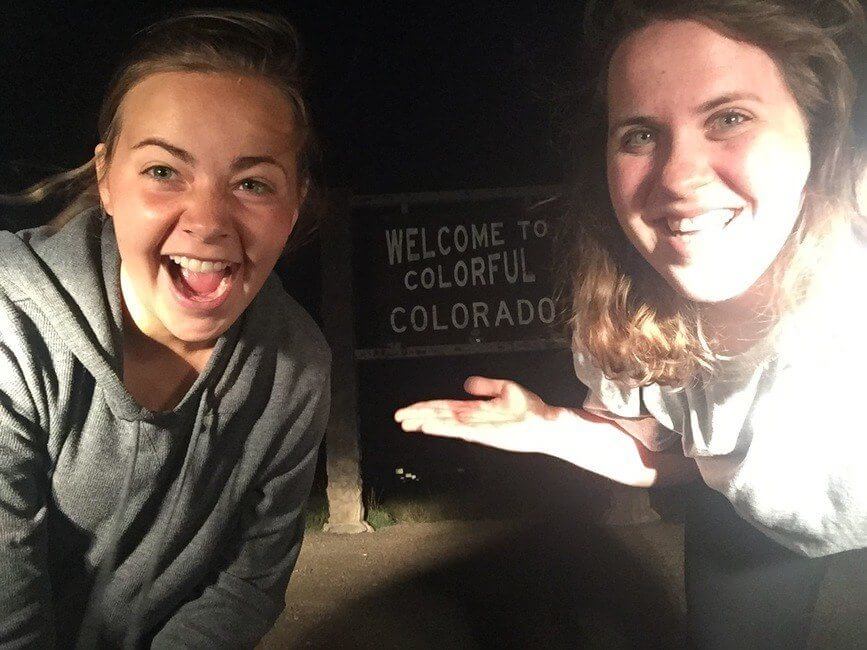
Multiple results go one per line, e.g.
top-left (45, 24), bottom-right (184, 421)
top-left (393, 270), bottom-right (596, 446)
top-left (396, 0), bottom-right (867, 646)
top-left (0, 10), bottom-right (330, 648)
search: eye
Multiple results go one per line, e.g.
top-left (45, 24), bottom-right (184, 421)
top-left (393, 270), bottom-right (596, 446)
top-left (708, 110), bottom-right (752, 134)
top-left (621, 128), bottom-right (656, 152)
top-left (238, 179), bottom-right (274, 196)
top-left (142, 165), bottom-right (177, 181)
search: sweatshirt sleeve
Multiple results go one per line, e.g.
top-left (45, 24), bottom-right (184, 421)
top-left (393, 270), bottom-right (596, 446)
top-left (0, 341), bottom-right (55, 648)
top-left (151, 367), bottom-right (330, 649)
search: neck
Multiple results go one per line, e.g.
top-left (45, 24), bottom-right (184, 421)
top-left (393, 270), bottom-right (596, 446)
top-left (698, 283), bottom-right (777, 356)
top-left (120, 307), bottom-right (213, 412)
top-left (118, 264), bottom-right (215, 369)
top-left (121, 305), bottom-right (214, 377)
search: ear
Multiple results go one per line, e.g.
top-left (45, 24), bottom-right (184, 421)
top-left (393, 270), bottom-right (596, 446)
top-left (94, 143), bottom-right (112, 215)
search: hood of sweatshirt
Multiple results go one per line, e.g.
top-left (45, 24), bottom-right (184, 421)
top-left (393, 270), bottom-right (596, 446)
top-left (0, 208), bottom-right (240, 424)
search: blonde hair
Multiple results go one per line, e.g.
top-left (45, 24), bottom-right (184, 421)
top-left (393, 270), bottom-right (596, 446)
top-left (560, 0), bottom-right (866, 386)
top-left (2, 10), bottom-right (320, 254)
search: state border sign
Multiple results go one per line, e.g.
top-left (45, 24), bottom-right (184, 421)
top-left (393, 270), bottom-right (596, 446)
top-left (351, 186), bottom-right (569, 359)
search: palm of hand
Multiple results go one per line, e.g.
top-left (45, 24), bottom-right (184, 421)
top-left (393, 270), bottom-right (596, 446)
top-left (393, 376), bottom-right (555, 454)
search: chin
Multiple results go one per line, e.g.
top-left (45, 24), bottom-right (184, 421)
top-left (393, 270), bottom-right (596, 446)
top-left (664, 271), bottom-right (756, 306)
top-left (165, 319), bottom-right (231, 348)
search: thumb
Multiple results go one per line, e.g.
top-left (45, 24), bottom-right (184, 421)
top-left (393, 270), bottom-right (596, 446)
top-left (463, 376), bottom-right (511, 398)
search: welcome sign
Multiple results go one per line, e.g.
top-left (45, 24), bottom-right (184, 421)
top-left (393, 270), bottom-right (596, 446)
top-left (351, 187), bottom-right (567, 358)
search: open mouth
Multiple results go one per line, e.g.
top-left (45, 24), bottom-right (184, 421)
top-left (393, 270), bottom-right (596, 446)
top-left (665, 209), bottom-right (740, 236)
top-left (164, 255), bottom-right (236, 306)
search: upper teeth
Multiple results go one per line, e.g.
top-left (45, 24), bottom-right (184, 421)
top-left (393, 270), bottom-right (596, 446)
top-left (169, 255), bottom-right (230, 273)
top-left (667, 209), bottom-right (736, 234)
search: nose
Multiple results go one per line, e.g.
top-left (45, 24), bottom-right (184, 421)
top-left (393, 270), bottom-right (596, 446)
top-left (180, 189), bottom-right (231, 244)
top-left (654, 132), bottom-right (715, 199)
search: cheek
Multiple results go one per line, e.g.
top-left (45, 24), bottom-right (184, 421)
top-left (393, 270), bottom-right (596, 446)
top-left (606, 154), bottom-right (646, 225)
top-left (108, 183), bottom-right (178, 262)
top-left (108, 171), bottom-right (176, 224)
top-left (242, 207), bottom-right (297, 263)
top-left (736, 130), bottom-right (811, 207)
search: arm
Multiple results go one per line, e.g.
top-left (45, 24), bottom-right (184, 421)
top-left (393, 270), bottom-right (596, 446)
top-left (395, 376), bottom-right (697, 488)
top-left (546, 406), bottom-right (699, 487)
top-left (151, 374), bottom-right (330, 649)
top-left (0, 342), bottom-right (55, 649)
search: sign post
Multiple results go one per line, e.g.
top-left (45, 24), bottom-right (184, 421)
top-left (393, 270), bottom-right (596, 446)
top-left (321, 191), bottom-right (372, 534)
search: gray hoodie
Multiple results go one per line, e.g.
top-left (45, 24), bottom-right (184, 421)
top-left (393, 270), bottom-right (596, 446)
top-left (0, 209), bottom-right (330, 648)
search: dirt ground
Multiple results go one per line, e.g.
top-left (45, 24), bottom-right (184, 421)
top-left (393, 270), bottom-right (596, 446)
top-left (258, 515), bottom-right (866, 649)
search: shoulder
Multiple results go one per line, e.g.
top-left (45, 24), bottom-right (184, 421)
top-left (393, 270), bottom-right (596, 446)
top-left (0, 289), bottom-right (68, 431)
top-left (0, 228), bottom-right (35, 302)
top-left (774, 228), bottom-right (867, 362)
top-left (572, 339), bottom-right (644, 417)
top-left (246, 274), bottom-right (331, 372)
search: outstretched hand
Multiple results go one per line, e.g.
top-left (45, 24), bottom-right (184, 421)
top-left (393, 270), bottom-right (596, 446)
top-left (393, 376), bottom-right (561, 454)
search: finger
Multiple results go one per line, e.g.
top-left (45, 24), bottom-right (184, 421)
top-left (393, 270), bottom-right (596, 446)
top-left (399, 395), bottom-right (520, 422)
top-left (395, 401), bottom-right (488, 422)
top-left (398, 417), bottom-right (469, 434)
top-left (407, 421), bottom-right (529, 453)
top-left (463, 376), bottom-right (511, 397)
top-left (401, 418), bottom-right (492, 439)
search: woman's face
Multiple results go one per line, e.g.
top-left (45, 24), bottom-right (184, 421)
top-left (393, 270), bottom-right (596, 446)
top-left (605, 19), bottom-right (811, 307)
top-left (98, 71), bottom-right (303, 350)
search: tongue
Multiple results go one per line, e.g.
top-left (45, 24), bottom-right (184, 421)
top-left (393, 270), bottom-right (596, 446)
top-left (181, 269), bottom-right (224, 295)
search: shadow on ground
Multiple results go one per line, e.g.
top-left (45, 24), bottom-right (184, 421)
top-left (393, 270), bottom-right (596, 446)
top-left (271, 516), bottom-right (687, 649)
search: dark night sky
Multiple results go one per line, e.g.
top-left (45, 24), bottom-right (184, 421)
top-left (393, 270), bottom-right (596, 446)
top-left (0, 1), bottom-right (587, 196)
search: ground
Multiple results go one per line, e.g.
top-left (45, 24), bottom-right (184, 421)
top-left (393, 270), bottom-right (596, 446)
top-left (258, 514), bottom-right (866, 649)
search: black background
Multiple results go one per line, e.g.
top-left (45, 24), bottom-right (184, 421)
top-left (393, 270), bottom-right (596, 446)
top-left (0, 1), bottom-right (586, 197)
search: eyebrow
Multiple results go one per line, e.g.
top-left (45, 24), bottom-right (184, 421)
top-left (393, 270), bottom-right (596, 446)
top-left (132, 138), bottom-right (196, 165)
top-left (608, 115), bottom-right (661, 137)
top-left (232, 155), bottom-right (288, 180)
top-left (695, 92), bottom-right (762, 114)
top-left (608, 92), bottom-right (763, 135)
top-left (131, 138), bottom-right (288, 178)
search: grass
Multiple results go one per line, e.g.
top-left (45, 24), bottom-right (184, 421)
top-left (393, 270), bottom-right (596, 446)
top-left (304, 486), bottom-right (516, 532)
top-left (304, 494), bottom-right (330, 531)
top-left (365, 506), bottom-right (397, 530)
top-left (303, 491), bottom-right (397, 531)
top-left (303, 458), bottom-right (605, 532)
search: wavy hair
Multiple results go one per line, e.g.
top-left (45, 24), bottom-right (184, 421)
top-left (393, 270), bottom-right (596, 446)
top-left (1, 9), bottom-right (321, 254)
top-left (560, 0), bottom-right (866, 386)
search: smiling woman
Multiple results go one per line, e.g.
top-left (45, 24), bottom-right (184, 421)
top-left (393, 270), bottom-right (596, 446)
top-left (395, 0), bottom-right (867, 646)
top-left (0, 10), bottom-right (330, 649)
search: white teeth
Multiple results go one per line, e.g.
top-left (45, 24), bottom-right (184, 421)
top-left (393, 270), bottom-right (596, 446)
top-left (667, 209), bottom-right (736, 234)
top-left (168, 255), bottom-right (230, 272)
